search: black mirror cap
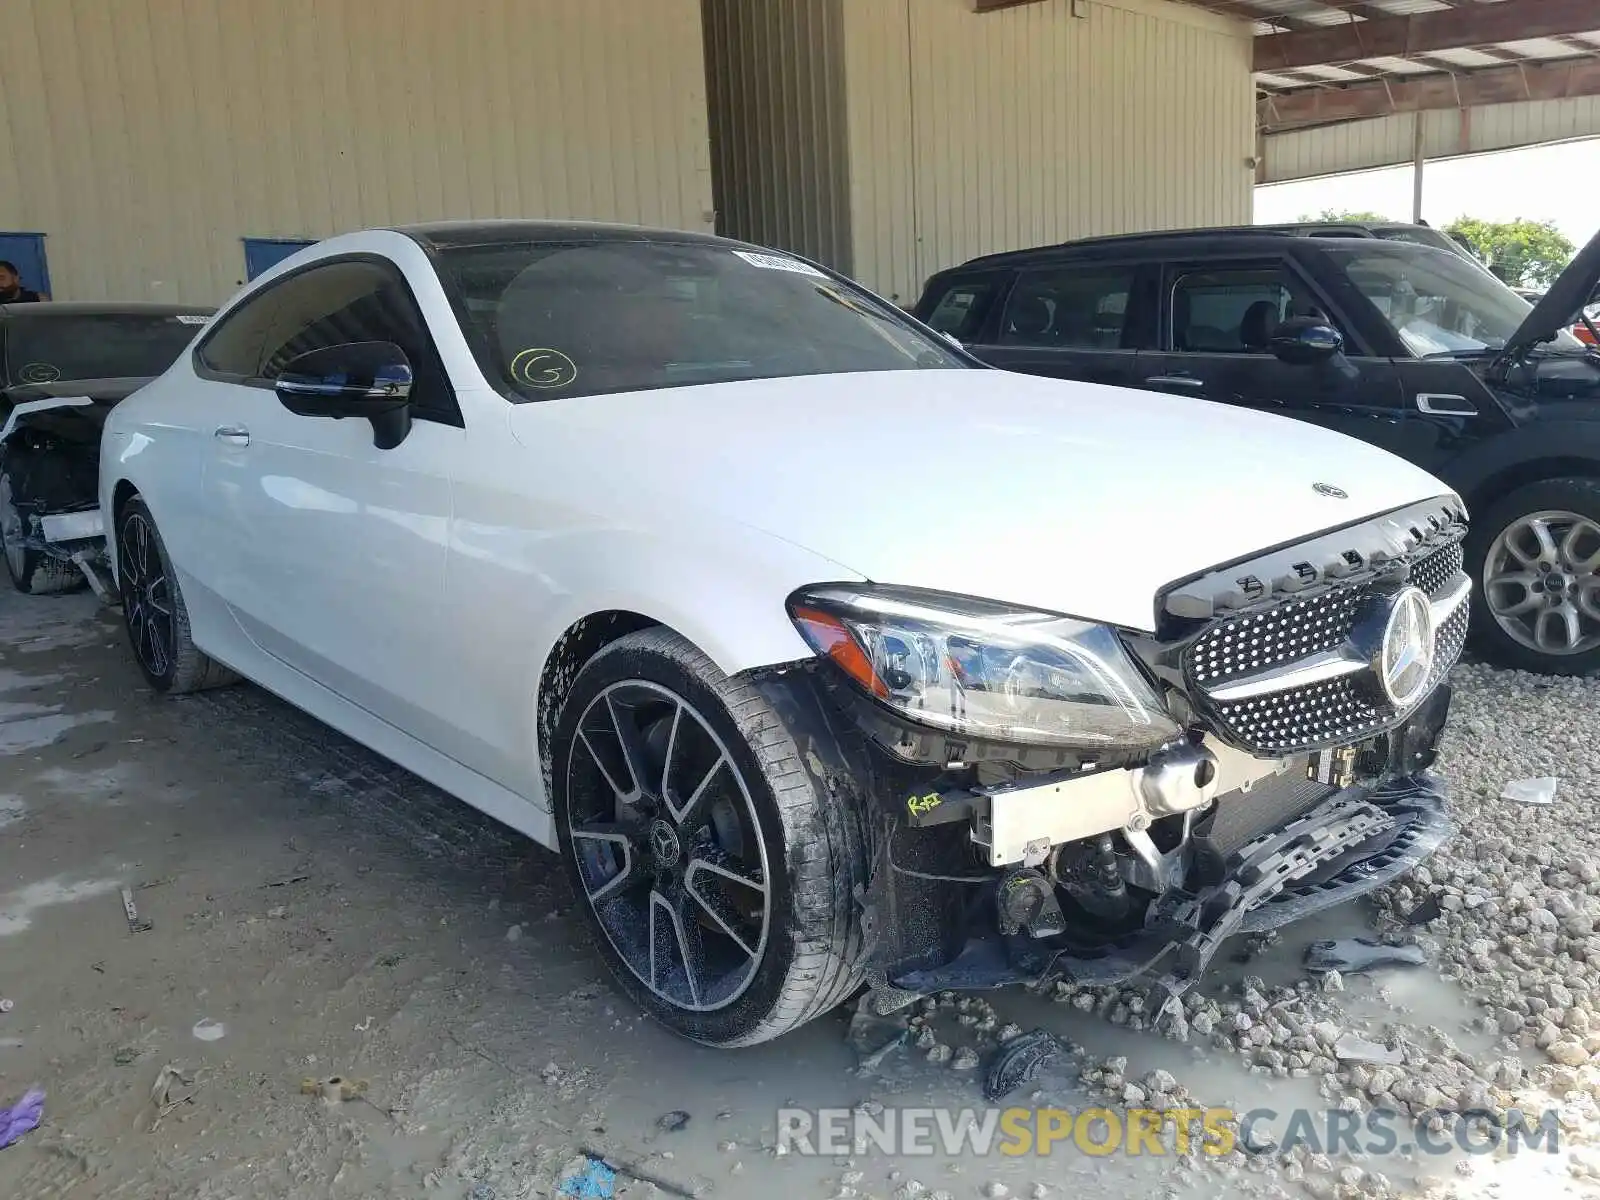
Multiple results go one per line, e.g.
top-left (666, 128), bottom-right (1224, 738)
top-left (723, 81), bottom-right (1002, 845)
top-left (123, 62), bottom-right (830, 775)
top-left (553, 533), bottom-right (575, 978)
top-left (274, 341), bottom-right (414, 448)
top-left (1270, 317), bottom-right (1344, 366)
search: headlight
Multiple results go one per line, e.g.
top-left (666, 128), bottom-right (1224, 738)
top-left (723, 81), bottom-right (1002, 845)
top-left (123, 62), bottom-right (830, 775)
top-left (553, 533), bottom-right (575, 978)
top-left (788, 586), bottom-right (1181, 752)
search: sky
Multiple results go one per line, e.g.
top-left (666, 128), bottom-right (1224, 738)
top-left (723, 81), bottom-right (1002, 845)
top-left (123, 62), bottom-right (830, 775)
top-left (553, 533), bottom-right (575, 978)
top-left (1253, 138), bottom-right (1599, 247)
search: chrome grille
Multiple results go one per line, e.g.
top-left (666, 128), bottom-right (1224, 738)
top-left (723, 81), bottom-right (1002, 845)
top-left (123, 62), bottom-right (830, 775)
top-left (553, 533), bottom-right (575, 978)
top-left (1186, 540), bottom-right (1468, 755)
top-left (1408, 541), bottom-right (1463, 598)
top-left (1190, 587), bottom-right (1363, 688)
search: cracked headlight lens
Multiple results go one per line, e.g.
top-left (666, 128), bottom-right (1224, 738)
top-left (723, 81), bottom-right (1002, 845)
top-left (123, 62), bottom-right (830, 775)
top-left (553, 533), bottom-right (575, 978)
top-left (788, 585), bottom-right (1180, 752)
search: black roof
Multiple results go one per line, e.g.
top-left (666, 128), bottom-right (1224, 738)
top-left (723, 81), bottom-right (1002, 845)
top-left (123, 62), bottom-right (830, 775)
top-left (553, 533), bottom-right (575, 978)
top-left (957, 225), bottom-right (1382, 270)
top-left (398, 219), bottom-right (738, 252)
top-left (0, 301), bottom-right (214, 319)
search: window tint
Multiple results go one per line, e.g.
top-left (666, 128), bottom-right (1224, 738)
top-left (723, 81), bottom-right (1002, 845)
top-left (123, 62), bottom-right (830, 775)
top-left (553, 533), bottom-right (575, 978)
top-left (1171, 265), bottom-right (1334, 354)
top-left (999, 265), bottom-right (1136, 349)
top-left (5, 314), bottom-right (206, 385)
top-left (922, 278), bottom-right (998, 341)
top-left (198, 258), bottom-right (457, 420)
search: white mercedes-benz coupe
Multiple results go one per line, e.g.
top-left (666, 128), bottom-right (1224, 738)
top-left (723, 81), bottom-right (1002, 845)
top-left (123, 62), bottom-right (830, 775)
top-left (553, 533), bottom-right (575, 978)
top-left (102, 222), bottom-right (1470, 1046)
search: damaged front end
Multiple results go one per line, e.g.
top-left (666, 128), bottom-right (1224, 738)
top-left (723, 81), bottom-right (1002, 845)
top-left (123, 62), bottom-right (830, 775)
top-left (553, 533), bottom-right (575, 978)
top-left (0, 393), bottom-right (116, 596)
top-left (759, 496), bottom-right (1468, 1022)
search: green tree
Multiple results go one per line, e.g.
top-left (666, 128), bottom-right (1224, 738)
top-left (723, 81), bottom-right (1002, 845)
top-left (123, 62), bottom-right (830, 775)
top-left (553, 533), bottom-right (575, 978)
top-left (1298, 208), bottom-right (1390, 224)
top-left (1444, 218), bottom-right (1575, 289)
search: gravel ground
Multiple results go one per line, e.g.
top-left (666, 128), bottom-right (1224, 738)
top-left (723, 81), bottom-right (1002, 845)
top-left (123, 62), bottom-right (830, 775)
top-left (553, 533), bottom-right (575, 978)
top-left (2, 589), bottom-right (1599, 1199)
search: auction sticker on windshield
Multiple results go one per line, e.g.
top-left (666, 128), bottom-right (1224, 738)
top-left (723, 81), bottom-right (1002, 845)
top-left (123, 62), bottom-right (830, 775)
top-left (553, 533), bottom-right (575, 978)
top-left (732, 249), bottom-right (828, 278)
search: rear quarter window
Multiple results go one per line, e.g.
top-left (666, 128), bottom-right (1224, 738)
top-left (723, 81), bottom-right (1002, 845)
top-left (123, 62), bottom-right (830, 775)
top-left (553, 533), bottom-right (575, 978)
top-left (920, 277), bottom-right (1002, 342)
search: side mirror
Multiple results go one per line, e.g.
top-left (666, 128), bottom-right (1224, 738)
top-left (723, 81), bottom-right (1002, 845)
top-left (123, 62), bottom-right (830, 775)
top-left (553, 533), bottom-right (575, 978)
top-left (275, 341), bottom-right (414, 449)
top-left (1270, 317), bottom-right (1344, 367)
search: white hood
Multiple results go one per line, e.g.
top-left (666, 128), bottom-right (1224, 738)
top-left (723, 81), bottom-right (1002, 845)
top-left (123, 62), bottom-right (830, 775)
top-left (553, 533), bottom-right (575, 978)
top-left (511, 370), bottom-right (1456, 632)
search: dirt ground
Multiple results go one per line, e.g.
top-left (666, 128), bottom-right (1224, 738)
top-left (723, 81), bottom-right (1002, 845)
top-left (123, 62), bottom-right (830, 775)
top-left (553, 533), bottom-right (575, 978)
top-left (0, 587), bottom-right (1594, 1200)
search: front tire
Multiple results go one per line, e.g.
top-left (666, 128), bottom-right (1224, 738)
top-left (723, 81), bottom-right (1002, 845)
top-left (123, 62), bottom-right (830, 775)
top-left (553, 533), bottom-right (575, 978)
top-left (1468, 477), bottom-right (1600, 675)
top-left (115, 495), bottom-right (237, 694)
top-left (0, 452), bottom-right (88, 595)
top-left (551, 627), bottom-right (872, 1046)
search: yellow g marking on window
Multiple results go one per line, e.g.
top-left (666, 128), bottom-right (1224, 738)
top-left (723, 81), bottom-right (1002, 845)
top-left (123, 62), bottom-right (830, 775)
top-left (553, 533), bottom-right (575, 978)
top-left (510, 347), bottom-right (578, 389)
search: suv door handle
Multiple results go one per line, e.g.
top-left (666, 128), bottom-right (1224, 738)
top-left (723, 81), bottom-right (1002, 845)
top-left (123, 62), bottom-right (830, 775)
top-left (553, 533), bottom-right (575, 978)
top-left (1415, 393), bottom-right (1478, 416)
top-left (213, 425), bottom-right (250, 446)
top-left (1144, 374), bottom-right (1205, 390)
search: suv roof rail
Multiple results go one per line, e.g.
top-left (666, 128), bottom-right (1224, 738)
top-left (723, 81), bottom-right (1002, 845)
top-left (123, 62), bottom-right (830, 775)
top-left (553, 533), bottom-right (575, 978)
top-left (958, 224), bottom-right (1377, 269)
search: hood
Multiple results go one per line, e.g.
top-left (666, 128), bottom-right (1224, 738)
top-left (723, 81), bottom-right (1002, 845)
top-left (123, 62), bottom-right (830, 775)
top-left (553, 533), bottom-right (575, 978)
top-left (1506, 225), bottom-right (1600, 354)
top-left (3, 376), bottom-right (153, 404)
top-left (510, 370), bottom-right (1457, 633)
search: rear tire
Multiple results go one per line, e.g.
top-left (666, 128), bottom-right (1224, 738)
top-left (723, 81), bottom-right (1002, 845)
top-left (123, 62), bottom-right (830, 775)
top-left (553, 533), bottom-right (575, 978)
top-left (115, 495), bottom-right (238, 694)
top-left (551, 626), bottom-right (872, 1046)
top-left (0, 452), bottom-right (89, 595)
top-left (1467, 477), bottom-right (1600, 675)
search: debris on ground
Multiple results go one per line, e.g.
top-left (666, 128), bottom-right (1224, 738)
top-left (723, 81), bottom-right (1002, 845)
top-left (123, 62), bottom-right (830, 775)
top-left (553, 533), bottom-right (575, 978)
top-left (0, 1088), bottom-right (44, 1150)
top-left (1402, 894), bottom-right (1444, 925)
top-left (558, 1153), bottom-right (617, 1198)
top-left (142, 1064), bottom-right (198, 1132)
top-left (300, 1076), bottom-right (370, 1103)
top-left (1332, 1033), bottom-right (1404, 1065)
top-left (578, 1144), bottom-right (698, 1198)
top-left (656, 1109), bottom-right (691, 1133)
top-left (121, 887), bottom-right (152, 933)
top-left (190, 1018), bottom-right (226, 1042)
top-left (0, 998), bottom-right (13, 1013)
top-left (983, 1028), bottom-right (1060, 1101)
top-left (846, 992), bottom-right (910, 1073)
top-left (1501, 775), bottom-right (1560, 805)
top-left (1304, 937), bottom-right (1427, 976)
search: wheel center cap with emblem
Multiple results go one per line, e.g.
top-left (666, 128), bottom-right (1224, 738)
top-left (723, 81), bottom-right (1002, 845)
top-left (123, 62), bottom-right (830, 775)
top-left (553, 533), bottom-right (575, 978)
top-left (648, 818), bottom-right (681, 868)
top-left (1376, 586), bottom-right (1435, 708)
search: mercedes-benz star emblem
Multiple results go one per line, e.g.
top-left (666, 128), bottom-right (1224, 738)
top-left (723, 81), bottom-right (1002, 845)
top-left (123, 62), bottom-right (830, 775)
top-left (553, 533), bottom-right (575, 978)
top-left (1312, 482), bottom-right (1348, 499)
top-left (1378, 586), bottom-right (1435, 708)
top-left (649, 819), bottom-right (681, 868)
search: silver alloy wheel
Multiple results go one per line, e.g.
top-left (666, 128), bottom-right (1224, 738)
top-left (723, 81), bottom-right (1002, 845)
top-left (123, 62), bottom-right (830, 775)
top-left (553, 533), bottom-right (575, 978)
top-left (1483, 508), bottom-right (1600, 657)
top-left (564, 680), bottom-right (772, 1014)
top-left (0, 474), bottom-right (27, 581)
top-left (118, 509), bottom-right (175, 678)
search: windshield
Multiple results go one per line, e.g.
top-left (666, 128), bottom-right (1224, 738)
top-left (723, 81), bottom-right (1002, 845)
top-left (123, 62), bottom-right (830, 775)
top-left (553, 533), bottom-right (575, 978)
top-left (1326, 244), bottom-right (1582, 357)
top-left (431, 239), bottom-right (968, 401)
top-left (4, 314), bottom-right (207, 385)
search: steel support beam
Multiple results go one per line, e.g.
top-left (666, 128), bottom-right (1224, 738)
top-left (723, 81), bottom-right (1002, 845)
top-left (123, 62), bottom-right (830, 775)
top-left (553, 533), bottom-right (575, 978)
top-left (1260, 58), bottom-right (1600, 133)
top-left (1255, 0), bottom-right (1600, 72)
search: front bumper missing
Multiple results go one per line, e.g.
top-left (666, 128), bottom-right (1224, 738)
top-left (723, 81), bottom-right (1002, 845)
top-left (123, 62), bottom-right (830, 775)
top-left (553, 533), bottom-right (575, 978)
top-left (883, 774), bottom-right (1453, 1011)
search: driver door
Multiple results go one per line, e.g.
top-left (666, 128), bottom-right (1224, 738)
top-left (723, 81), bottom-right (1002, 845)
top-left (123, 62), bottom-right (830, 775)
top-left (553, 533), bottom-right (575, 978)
top-left (1145, 257), bottom-right (1411, 458)
top-left (196, 257), bottom-right (467, 745)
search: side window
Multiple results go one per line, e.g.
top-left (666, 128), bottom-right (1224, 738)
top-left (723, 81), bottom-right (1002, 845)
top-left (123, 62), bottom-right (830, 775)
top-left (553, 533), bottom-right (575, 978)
top-left (198, 258), bottom-right (458, 423)
top-left (999, 265), bottom-right (1136, 349)
top-left (1170, 264), bottom-right (1335, 354)
top-left (922, 277), bottom-right (1000, 341)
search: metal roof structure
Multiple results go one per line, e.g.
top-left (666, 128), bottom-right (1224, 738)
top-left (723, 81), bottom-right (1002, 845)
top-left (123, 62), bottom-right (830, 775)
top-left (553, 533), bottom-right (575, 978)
top-left (1175, 0), bottom-right (1600, 134)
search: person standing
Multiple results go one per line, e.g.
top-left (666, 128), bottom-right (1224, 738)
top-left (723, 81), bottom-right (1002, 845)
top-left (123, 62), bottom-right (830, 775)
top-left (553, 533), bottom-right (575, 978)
top-left (0, 261), bottom-right (46, 302)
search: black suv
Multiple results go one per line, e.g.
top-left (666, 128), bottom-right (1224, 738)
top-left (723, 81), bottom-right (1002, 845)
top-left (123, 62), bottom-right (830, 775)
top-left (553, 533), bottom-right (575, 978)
top-left (914, 226), bottom-right (1600, 675)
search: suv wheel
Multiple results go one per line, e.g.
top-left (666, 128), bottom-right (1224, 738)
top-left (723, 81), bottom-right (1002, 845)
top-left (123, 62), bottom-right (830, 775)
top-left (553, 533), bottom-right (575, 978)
top-left (551, 627), bottom-right (872, 1046)
top-left (1468, 477), bottom-right (1600, 674)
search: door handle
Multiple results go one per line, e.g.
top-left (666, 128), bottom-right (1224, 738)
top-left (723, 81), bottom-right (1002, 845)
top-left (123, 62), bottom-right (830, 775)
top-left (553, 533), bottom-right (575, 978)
top-left (1415, 393), bottom-right (1478, 417)
top-left (213, 425), bottom-right (250, 446)
top-left (1144, 374), bottom-right (1205, 390)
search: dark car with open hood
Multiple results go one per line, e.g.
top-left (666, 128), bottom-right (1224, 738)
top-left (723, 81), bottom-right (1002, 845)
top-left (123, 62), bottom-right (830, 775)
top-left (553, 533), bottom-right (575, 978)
top-left (915, 225), bottom-right (1600, 674)
top-left (0, 303), bottom-right (212, 594)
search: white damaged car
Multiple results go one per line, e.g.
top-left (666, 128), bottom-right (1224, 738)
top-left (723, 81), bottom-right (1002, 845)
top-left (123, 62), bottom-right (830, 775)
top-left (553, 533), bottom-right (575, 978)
top-left (101, 222), bottom-right (1469, 1045)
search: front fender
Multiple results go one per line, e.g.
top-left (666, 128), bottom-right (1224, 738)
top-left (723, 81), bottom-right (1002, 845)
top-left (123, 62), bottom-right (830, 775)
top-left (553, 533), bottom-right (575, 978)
top-left (1438, 417), bottom-right (1600, 504)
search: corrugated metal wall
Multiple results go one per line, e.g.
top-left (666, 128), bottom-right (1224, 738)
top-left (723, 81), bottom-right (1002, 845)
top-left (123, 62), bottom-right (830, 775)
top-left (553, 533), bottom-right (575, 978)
top-left (0, 0), bottom-right (714, 303)
top-left (702, 0), bottom-right (853, 270)
top-left (1261, 100), bottom-right (1600, 184)
top-left (843, 0), bottom-right (1255, 303)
